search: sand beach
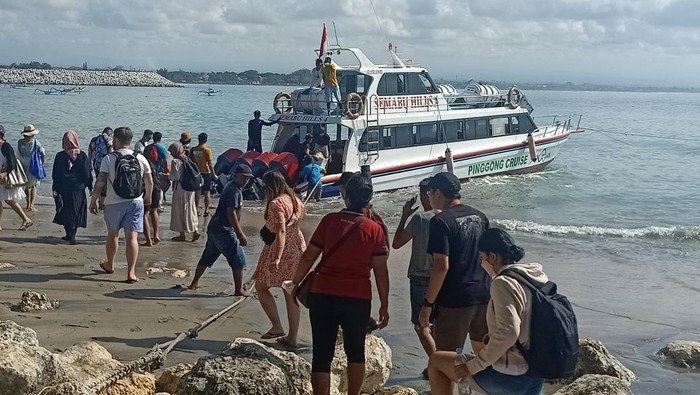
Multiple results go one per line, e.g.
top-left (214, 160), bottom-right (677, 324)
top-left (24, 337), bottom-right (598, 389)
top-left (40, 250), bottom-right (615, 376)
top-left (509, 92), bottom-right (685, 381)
top-left (0, 196), bottom-right (433, 392)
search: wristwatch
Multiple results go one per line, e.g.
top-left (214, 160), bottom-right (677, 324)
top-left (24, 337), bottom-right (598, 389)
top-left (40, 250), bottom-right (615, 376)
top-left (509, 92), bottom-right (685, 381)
top-left (422, 298), bottom-right (435, 308)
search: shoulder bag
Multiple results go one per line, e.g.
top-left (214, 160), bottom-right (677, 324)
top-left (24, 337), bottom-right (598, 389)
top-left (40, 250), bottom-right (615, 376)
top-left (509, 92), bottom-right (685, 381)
top-left (3, 160), bottom-right (29, 189)
top-left (29, 140), bottom-right (46, 180)
top-left (295, 216), bottom-right (365, 308)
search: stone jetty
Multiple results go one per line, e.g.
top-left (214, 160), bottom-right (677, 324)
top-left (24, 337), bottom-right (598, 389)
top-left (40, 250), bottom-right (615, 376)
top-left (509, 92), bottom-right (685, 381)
top-left (0, 68), bottom-right (179, 87)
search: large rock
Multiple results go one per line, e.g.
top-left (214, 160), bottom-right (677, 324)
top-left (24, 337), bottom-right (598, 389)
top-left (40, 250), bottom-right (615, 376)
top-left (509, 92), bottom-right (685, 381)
top-left (99, 372), bottom-right (156, 395)
top-left (157, 364), bottom-right (193, 393)
top-left (0, 340), bottom-right (66, 395)
top-left (575, 339), bottom-right (635, 385)
top-left (18, 291), bottom-right (59, 312)
top-left (371, 386), bottom-right (420, 395)
top-left (553, 374), bottom-right (633, 395)
top-left (177, 338), bottom-right (312, 395)
top-left (656, 340), bottom-right (700, 369)
top-left (330, 333), bottom-right (392, 395)
top-left (0, 321), bottom-right (155, 395)
top-left (0, 320), bottom-right (40, 347)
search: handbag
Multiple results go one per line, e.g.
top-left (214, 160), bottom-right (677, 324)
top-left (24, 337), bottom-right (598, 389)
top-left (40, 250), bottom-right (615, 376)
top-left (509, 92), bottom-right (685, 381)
top-left (29, 141), bottom-right (46, 180)
top-left (3, 160), bottom-right (29, 189)
top-left (295, 216), bottom-right (365, 308)
top-left (259, 217), bottom-right (294, 246)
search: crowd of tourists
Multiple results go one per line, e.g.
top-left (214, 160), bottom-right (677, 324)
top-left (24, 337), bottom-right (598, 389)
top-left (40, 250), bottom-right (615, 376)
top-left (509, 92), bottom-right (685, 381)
top-left (0, 119), bottom-right (576, 395)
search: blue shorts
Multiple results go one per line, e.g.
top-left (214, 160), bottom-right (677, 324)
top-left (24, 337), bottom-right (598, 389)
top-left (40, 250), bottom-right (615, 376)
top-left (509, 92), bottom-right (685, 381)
top-left (409, 276), bottom-right (431, 325)
top-left (104, 200), bottom-right (144, 233)
top-left (472, 367), bottom-right (544, 395)
top-left (198, 229), bottom-right (246, 269)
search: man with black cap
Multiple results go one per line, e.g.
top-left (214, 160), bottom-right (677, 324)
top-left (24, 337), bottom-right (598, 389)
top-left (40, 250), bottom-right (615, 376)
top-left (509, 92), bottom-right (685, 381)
top-left (188, 163), bottom-right (254, 296)
top-left (418, 172), bottom-right (490, 354)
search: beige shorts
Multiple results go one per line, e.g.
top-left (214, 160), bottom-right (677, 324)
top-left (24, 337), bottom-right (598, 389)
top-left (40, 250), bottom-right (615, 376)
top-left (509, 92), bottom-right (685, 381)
top-left (433, 304), bottom-right (489, 351)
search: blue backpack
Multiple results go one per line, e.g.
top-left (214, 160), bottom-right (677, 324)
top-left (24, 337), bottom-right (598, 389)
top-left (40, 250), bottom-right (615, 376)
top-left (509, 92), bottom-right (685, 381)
top-left (29, 141), bottom-right (46, 179)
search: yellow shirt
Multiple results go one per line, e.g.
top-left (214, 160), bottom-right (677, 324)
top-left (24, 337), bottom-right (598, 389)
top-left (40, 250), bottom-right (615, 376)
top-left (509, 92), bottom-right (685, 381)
top-left (322, 64), bottom-right (339, 87)
top-left (190, 144), bottom-right (213, 174)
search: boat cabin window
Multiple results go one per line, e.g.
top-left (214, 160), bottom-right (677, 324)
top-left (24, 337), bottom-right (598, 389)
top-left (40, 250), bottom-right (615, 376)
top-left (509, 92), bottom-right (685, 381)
top-left (441, 121), bottom-right (464, 142)
top-left (517, 115), bottom-right (536, 134)
top-left (490, 117), bottom-right (507, 136)
top-left (475, 119), bottom-right (489, 139)
top-left (508, 117), bottom-right (520, 134)
top-left (376, 71), bottom-right (437, 96)
top-left (415, 123), bottom-right (438, 144)
top-left (339, 72), bottom-right (372, 96)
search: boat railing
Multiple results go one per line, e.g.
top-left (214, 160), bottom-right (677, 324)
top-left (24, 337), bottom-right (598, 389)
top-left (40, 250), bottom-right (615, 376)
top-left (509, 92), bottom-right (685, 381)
top-left (533, 114), bottom-right (583, 131)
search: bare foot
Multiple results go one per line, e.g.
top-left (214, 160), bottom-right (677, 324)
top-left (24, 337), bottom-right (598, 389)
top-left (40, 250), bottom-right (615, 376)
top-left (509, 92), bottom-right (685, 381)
top-left (141, 241), bottom-right (154, 247)
top-left (154, 237), bottom-right (161, 244)
top-left (234, 290), bottom-right (253, 297)
top-left (187, 283), bottom-right (199, 290)
top-left (125, 277), bottom-right (139, 283)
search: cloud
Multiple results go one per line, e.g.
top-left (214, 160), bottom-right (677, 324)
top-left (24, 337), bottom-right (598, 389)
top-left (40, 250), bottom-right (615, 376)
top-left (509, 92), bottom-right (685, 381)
top-left (0, 0), bottom-right (698, 85)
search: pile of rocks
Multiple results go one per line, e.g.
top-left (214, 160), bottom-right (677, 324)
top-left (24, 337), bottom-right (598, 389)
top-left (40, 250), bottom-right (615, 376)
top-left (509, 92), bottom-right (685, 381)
top-left (0, 69), bottom-right (178, 87)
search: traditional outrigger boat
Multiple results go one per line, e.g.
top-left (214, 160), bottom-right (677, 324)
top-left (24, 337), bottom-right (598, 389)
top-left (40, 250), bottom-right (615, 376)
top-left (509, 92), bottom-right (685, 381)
top-left (217, 44), bottom-right (583, 198)
top-left (198, 88), bottom-right (223, 96)
top-left (33, 86), bottom-right (87, 95)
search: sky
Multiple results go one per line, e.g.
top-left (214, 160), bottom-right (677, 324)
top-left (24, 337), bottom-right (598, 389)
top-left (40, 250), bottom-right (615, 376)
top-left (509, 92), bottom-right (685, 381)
top-left (1, 0), bottom-right (699, 87)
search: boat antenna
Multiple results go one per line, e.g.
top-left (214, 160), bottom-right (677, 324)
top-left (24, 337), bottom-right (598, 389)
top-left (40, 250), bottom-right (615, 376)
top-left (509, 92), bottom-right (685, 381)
top-left (369, 0), bottom-right (390, 47)
top-left (332, 21), bottom-right (341, 47)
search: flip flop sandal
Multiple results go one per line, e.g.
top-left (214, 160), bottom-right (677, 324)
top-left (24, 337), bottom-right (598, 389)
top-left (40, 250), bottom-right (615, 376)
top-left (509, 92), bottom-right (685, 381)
top-left (276, 337), bottom-right (299, 349)
top-left (18, 222), bottom-right (33, 231)
top-left (99, 263), bottom-right (115, 274)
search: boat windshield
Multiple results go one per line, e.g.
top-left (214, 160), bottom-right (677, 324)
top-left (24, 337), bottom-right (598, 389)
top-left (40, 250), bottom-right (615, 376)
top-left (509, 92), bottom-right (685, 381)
top-left (338, 71), bottom-right (373, 96)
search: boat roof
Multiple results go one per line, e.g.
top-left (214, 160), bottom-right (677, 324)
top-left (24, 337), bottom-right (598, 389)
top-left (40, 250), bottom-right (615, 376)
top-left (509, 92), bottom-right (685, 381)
top-left (318, 46), bottom-right (425, 73)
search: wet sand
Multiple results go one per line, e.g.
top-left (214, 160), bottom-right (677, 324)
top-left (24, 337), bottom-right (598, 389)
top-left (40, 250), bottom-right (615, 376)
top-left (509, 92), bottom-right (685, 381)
top-left (0, 197), bottom-right (430, 392)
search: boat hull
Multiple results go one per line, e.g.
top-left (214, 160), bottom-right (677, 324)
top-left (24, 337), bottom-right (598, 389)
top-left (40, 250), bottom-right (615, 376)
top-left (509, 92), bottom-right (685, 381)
top-left (320, 133), bottom-right (568, 197)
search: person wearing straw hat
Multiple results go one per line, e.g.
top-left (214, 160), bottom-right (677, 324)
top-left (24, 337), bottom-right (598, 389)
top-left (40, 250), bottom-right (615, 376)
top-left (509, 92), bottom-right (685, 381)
top-left (16, 124), bottom-right (45, 212)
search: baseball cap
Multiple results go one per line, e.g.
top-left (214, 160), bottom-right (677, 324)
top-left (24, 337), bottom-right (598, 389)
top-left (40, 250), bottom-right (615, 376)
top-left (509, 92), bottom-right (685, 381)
top-left (333, 171), bottom-right (356, 186)
top-left (233, 163), bottom-right (253, 177)
top-left (426, 172), bottom-right (461, 198)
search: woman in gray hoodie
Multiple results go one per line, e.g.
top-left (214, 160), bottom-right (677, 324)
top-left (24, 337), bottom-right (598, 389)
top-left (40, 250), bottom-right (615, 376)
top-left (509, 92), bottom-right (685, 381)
top-left (428, 228), bottom-right (547, 395)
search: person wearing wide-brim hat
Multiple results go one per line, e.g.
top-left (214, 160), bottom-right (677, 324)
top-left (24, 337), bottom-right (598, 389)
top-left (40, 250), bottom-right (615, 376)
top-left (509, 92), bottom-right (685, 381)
top-left (179, 132), bottom-right (192, 156)
top-left (17, 124), bottom-right (45, 212)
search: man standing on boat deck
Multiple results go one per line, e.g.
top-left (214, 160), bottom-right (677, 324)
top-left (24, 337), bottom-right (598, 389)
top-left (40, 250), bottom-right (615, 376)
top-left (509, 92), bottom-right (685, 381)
top-left (418, 172), bottom-right (490, 353)
top-left (311, 58), bottom-right (324, 88)
top-left (321, 56), bottom-right (341, 114)
top-left (247, 110), bottom-right (277, 153)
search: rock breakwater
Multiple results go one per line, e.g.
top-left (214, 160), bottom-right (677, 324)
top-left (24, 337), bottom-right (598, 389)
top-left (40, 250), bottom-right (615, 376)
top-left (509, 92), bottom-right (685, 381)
top-left (0, 68), bottom-right (178, 87)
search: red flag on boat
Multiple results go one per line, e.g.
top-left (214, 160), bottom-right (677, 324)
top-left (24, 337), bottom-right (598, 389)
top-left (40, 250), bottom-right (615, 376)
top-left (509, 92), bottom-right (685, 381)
top-left (319, 24), bottom-right (328, 58)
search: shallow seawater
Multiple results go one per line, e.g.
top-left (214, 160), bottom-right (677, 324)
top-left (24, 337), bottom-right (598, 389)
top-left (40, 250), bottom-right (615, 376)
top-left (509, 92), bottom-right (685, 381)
top-left (2, 85), bottom-right (699, 393)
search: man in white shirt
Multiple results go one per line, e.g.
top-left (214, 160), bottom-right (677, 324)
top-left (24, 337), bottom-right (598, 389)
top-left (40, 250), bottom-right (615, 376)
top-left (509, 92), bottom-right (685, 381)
top-left (90, 127), bottom-right (154, 283)
top-left (134, 129), bottom-right (153, 154)
top-left (311, 58), bottom-right (324, 88)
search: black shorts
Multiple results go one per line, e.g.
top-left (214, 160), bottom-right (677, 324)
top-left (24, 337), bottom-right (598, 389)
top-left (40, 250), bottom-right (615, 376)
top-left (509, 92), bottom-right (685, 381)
top-left (146, 187), bottom-right (162, 211)
top-left (201, 173), bottom-right (212, 193)
top-left (309, 293), bottom-right (371, 373)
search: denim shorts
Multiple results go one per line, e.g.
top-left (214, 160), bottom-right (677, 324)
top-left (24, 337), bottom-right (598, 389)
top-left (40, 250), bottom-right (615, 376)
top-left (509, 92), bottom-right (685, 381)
top-left (104, 200), bottom-right (144, 233)
top-left (472, 366), bottom-right (544, 395)
top-left (409, 276), bottom-right (431, 325)
top-left (198, 229), bottom-right (246, 269)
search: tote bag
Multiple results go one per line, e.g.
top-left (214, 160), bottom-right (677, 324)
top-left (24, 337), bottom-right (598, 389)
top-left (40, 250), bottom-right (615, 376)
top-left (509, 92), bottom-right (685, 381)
top-left (29, 142), bottom-right (46, 179)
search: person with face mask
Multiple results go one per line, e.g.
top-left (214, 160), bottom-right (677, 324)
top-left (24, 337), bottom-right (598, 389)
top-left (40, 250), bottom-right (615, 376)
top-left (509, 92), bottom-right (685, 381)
top-left (427, 228), bottom-right (548, 395)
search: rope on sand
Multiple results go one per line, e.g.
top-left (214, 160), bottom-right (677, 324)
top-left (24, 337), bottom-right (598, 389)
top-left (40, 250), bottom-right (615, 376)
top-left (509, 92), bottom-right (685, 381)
top-left (36, 280), bottom-right (256, 395)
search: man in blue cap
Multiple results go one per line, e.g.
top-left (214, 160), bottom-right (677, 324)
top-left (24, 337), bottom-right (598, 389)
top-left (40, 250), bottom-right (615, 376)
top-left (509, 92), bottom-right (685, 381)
top-left (188, 163), bottom-right (254, 296)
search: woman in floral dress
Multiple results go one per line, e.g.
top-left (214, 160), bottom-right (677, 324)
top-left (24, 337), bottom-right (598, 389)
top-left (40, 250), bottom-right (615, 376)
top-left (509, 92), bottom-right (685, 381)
top-left (254, 170), bottom-right (306, 348)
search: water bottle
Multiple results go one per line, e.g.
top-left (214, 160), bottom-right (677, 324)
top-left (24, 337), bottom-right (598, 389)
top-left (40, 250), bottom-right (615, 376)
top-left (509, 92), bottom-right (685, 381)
top-left (455, 347), bottom-right (471, 395)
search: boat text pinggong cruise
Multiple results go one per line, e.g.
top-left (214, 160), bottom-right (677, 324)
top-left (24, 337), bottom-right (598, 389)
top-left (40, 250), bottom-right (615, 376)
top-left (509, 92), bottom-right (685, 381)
top-left (373, 95), bottom-right (439, 110)
top-left (468, 154), bottom-right (531, 176)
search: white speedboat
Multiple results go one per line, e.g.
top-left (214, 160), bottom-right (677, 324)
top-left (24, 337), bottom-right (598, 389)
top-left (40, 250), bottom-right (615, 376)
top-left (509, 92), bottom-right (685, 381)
top-left (264, 45), bottom-right (582, 197)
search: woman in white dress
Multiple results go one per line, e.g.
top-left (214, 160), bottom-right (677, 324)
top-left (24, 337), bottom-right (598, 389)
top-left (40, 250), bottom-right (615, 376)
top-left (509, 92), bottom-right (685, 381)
top-left (168, 143), bottom-right (199, 242)
top-left (0, 125), bottom-right (33, 231)
top-left (16, 124), bottom-right (45, 212)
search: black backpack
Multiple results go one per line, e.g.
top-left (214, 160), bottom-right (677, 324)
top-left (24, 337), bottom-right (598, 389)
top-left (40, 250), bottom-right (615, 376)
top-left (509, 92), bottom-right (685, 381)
top-left (501, 269), bottom-right (579, 380)
top-left (179, 159), bottom-right (202, 192)
top-left (112, 152), bottom-right (144, 199)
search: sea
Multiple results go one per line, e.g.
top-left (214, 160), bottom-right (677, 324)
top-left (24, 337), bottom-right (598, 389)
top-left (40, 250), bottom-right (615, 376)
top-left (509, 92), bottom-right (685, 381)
top-left (2, 84), bottom-right (699, 394)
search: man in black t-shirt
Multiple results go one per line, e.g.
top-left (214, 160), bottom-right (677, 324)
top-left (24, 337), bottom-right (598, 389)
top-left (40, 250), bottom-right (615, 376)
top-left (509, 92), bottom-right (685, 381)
top-left (247, 110), bottom-right (276, 152)
top-left (418, 172), bottom-right (490, 352)
top-left (188, 164), bottom-right (254, 296)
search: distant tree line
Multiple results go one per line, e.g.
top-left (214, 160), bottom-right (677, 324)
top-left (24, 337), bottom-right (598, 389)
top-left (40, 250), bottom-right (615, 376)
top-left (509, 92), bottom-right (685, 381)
top-left (156, 68), bottom-right (311, 86)
top-left (0, 61), bottom-right (53, 69)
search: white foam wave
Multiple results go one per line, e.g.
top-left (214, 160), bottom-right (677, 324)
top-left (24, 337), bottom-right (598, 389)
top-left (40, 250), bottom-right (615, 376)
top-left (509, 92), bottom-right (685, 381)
top-left (495, 219), bottom-right (700, 241)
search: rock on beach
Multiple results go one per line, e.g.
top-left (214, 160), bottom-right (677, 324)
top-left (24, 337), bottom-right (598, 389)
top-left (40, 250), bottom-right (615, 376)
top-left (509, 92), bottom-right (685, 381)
top-left (0, 68), bottom-right (178, 87)
top-left (657, 340), bottom-right (700, 369)
top-left (18, 291), bottom-right (59, 312)
top-left (574, 338), bottom-right (636, 385)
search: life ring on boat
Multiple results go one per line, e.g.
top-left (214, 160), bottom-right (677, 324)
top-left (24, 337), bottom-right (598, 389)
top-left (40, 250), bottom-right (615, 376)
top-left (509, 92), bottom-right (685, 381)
top-left (344, 92), bottom-right (364, 119)
top-left (507, 86), bottom-right (523, 109)
top-left (273, 92), bottom-right (292, 114)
